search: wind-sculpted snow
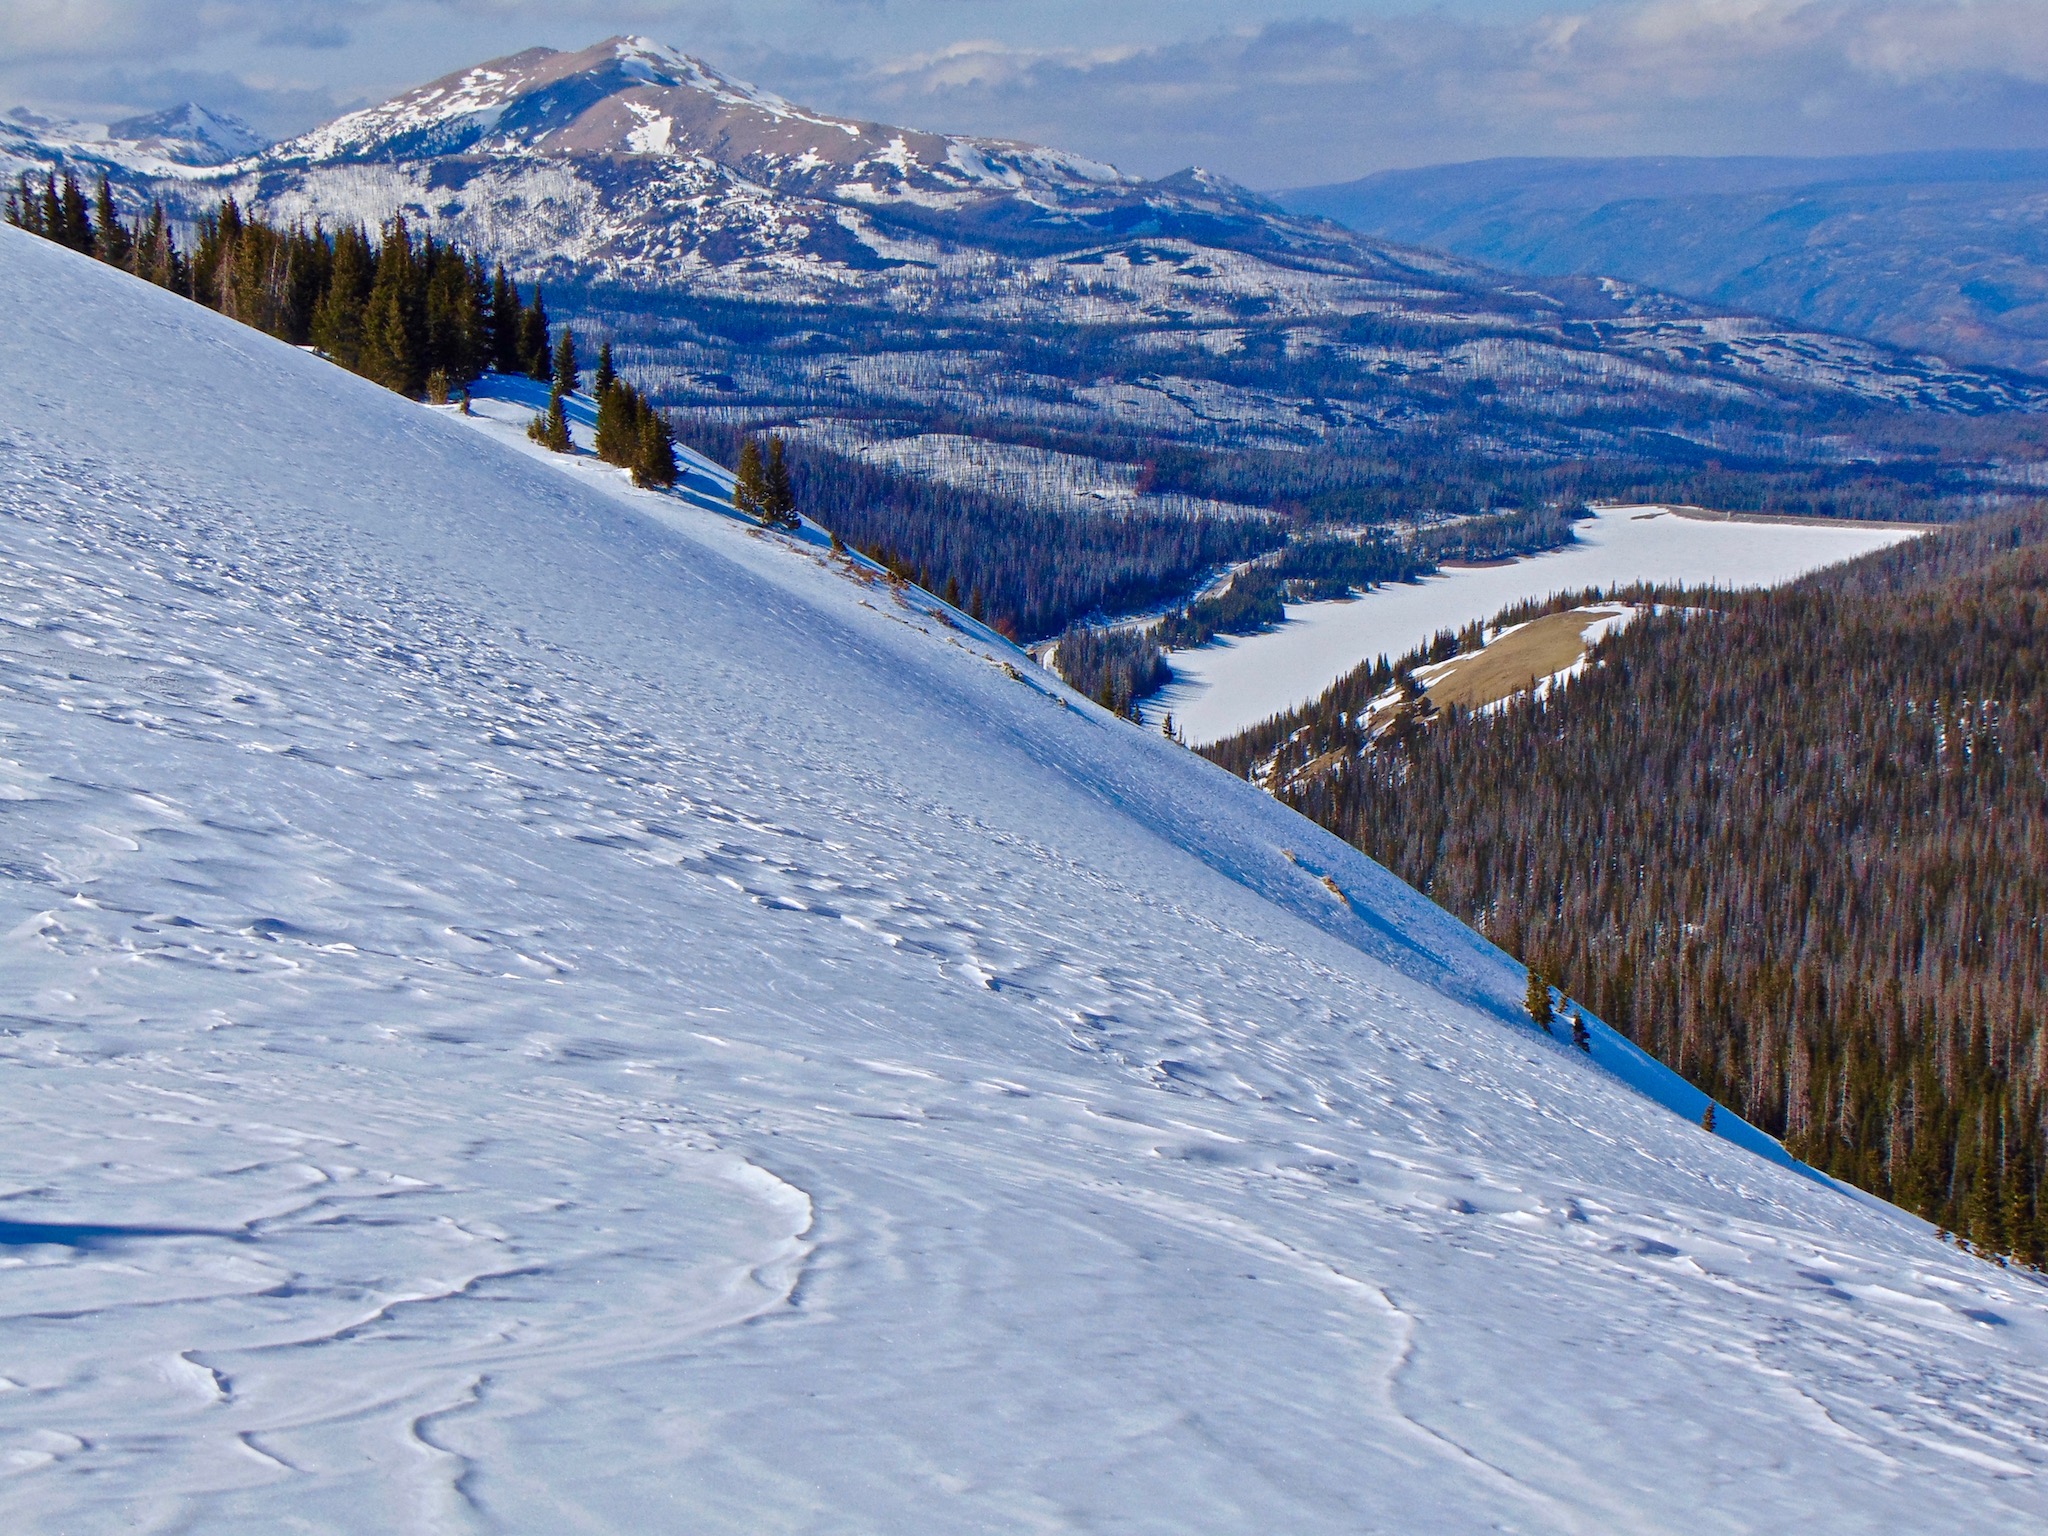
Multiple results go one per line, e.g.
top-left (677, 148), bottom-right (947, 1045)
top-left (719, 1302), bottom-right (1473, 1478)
top-left (4, 229), bottom-right (2048, 1532)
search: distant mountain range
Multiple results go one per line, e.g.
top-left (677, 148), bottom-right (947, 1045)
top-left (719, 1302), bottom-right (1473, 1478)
top-left (7, 35), bottom-right (2045, 560)
top-left (3, 37), bottom-right (1369, 283)
top-left (4, 37), bottom-right (2038, 420)
top-left (1280, 152), bottom-right (2048, 377)
top-left (1, 102), bottom-right (263, 175)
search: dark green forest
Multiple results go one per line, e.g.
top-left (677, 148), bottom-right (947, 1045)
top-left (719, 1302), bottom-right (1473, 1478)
top-left (8, 169), bottom-right (684, 487)
top-left (1204, 506), bottom-right (2048, 1265)
top-left (674, 419), bottom-right (1278, 640)
top-left (8, 169), bottom-right (558, 398)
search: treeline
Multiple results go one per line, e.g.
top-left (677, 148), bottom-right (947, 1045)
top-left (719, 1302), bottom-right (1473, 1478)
top-left (521, 336), bottom-right (678, 487)
top-left (1052, 626), bottom-right (1169, 717)
top-left (1127, 435), bottom-right (1970, 527)
top-left (1416, 505), bottom-right (1583, 565)
top-left (1204, 507), bottom-right (2048, 1265)
top-left (673, 421), bottom-right (1278, 639)
top-left (1159, 507), bottom-right (1581, 651)
top-left (7, 170), bottom-right (564, 401)
top-left (1150, 533), bottom-right (1421, 650)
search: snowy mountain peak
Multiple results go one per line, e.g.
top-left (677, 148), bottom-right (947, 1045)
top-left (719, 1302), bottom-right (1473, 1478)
top-left (103, 102), bottom-right (265, 166)
top-left (1, 101), bottom-right (267, 180)
top-left (195, 34), bottom-right (1380, 283)
top-left (266, 32), bottom-right (1132, 203)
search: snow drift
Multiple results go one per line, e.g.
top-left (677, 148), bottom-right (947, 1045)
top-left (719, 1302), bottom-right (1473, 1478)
top-left (3, 225), bottom-right (2046, 1532)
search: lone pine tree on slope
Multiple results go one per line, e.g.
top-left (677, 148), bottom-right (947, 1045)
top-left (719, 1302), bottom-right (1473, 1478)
top-left (553, 328), bottom-right (579, 396)
top-left (1525, 968), bottom-right (1554, 1030)
top-left (528, 386), bottom-right (571, 453)
top-left (733, 438), bottom-right (768, 520)
top-left (763, 437), bottom-right (798, 529)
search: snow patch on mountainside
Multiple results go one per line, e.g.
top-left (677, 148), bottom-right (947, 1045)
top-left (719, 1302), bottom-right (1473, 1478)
top-left (4, 227), bottom-right (2048, 1532)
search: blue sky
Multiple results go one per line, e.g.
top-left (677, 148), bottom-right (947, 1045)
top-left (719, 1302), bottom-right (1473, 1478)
top-left (6, 2), bottom-right (2047, 185)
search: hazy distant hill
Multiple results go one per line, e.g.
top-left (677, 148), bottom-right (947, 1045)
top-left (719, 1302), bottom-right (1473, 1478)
top-left (1281, 152), bottom-right (2048, 376)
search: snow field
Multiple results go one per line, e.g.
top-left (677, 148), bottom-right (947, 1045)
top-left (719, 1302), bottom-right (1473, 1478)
top-left (3, 229), bottom-right (2047, 1532)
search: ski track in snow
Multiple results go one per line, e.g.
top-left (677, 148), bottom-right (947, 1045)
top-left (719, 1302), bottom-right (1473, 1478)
top-left (3, 228), bottom-right (2047, 1532)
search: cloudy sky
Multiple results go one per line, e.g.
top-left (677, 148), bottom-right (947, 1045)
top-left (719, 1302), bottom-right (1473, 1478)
top-left (6, 1), bottom-right (2047, 187)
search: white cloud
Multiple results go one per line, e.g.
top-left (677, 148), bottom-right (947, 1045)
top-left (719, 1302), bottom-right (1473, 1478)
top-left (775, 2), bottom-right (2048, 183)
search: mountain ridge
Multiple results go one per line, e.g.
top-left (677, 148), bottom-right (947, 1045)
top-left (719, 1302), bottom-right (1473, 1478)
top-left (7, 35), bottom-right (2043, 419)
top-left (1281, 152), bottom-right (2048, 376)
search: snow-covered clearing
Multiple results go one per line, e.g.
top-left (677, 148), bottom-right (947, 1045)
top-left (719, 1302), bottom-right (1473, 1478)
top-left (1148, 505), bottom-right (1923, 744)
top-left (4, 230), bottom-right (2046, 1532)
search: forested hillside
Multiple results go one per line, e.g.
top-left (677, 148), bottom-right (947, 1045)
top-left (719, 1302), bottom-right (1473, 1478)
top-left (1280, 151), bottom-right (2048, 376)
top-left (8, 169), bottom-right (549, 400)
top-left (1207, 507), bottom-right (2048, 1263)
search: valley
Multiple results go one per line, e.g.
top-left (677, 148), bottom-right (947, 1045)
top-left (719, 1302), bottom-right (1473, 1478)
top-left (1204, 505), bottom-right (2048, 1263)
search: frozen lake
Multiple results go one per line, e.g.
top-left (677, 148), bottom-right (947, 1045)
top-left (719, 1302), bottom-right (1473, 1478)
top-left (1147, 506), bottom-right (1924, 744)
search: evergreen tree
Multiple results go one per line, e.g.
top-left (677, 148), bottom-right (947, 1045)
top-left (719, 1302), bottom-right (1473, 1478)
top-left (358, 219), bottom-right (421, 396)
top-left (633, 407), bottom-right (677, 489)
top-left (132, 200), bottom-right (184, 292)
top-left (57, 172), bottom-right (92, 253)
top-left (733, 438), bottom-right (768, 519)
top-left (1571, 1013), bottom-right (1592, 1053)
top-left (92, 175), bottom-right (130, 268)
top-left (529, 387), bottom-right (572, 452)
top-left (1702, 1103), bottom-right (1718, 1133)
top-left (593, 340), bottom-right (616, 398)
top-left (488, 265), bottom-right (521, 374)
top-left (553, 328), bottom-right (579, 396)
top-left (421, 241), bottom-right (484, 386)
top-left (595, 378), bottom-right (632, 467)
top-left (3, 173), bottom-right (35, 234)
top-left (360, 276), bottom-right (415, 394)
top-left (1526, 968), bottom-right (1554, 1029)
top-left (463, 254), bottom-right (491, 374)
top-left (545, 388), bottom-right (571, 452)
top-left (38, 174), bottom-right (62, 244)
top-left (310, 224), bottom-right (373, 368)
top-left (763, 436), bottom-right (798, 528)
top-left (520, 289), bottom-right (551, 380)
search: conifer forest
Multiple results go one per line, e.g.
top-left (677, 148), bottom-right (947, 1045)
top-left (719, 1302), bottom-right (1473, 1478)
top-left (1204, 505), bottom-right (2048, 1265)
top-left (10, 170), bottom-right (567, 405)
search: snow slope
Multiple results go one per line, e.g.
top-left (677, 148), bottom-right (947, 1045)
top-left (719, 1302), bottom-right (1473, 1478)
top-left (3, 227), bottom-right (2047, 1532)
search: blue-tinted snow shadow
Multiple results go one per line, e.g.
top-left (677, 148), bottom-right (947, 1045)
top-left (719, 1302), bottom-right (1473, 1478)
top-left (0, 1219), bottom-right (247, 1250)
